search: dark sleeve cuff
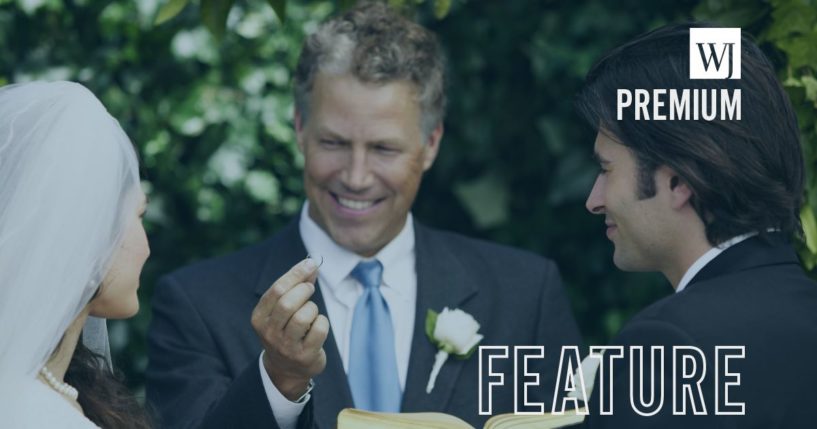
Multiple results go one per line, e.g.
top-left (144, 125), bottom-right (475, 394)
top-left (200, 361), bottom-right (314, 429)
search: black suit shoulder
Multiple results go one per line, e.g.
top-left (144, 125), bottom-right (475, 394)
top-left (147, 224), bottom-right (306, 429)
top-left (622, 259), bottom-right (817, 343)
top-left (588, 240), bottom-right (817, 429)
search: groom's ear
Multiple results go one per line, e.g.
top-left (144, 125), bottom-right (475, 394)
top-left (662, 167), bottom-right (693, 211)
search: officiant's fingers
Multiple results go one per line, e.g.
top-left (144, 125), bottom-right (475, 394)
top-left (303, 314), bottom-right (330, 350)
top-left (304, 254), bottom-right (321, 284)
top-left (257, 258), bottom-right (319, 315)
top-left (284, 300), bottom-right (319, 340)
top-left (268, 282), bottom-right (314, 328)
top-left (305, 269), bottom-right (318, 284)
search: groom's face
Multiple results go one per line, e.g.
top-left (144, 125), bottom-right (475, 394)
top-left (585, 131), bottom-right (669, 272)
top-left (296, 73), bottom-right (442, 257)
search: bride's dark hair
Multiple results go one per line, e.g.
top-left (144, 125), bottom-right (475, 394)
top-left (65, 336), bottom-right (152, 429)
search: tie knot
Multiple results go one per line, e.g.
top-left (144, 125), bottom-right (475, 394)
top-left (351, 259), bottom-right (383, 290)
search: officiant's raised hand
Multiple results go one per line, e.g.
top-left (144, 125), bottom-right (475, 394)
top-left (251, 257), bottom-right (328, 400)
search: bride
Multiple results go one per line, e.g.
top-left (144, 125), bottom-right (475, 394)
top-left (0, 81), bottom-right (152, 428)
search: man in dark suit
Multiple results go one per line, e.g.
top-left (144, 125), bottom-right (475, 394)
top-left (146, 3), bottom-right (582, 428)
top-left (576, 23), bottom-right (817, 427)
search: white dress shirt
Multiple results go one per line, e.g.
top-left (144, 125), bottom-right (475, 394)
top-left (259, 202), bottom-right (418, 429)
top-left (675, 232), bottom-right (755, 293)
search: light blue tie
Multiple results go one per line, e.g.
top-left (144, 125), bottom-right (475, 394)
top-left (347, 259), bottom-right (402, 412)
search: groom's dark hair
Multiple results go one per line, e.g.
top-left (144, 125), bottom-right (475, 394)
top-left (576, 22), bottom-right (804, 245)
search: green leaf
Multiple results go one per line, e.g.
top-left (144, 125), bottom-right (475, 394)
top-left (693, 0), bottom-right (768, 28)
top-left (244, 171), bottom-right (281, 203)
top-left (425, 309), bottom-right (439, 344)
top-left (201, 0), bottom-right (235, 39)
top-left (432, 0), bottom-right (451, 19)
top-left (337, 0), bottom-right (357, 11)
top-left (801, 205), bottom-right (817, 254)
top-left (776, 35), bottom-right (817, 71)
top-left (802, 75), bottom-right (817, 105)
top-left (155, 0), bottom-right (189, 25)
top-left (266, 0), bottom-right (286, 23)
top-left (767, 1), bottom-right (817, 41)
top-left (453, 173), bottom-right (510, 229)
top-left (783, 76), bottom-right (803, 88)
top-left (455, 341), bottom-right (480, 360)
top-left (801, 249), bottom-right (817, 271)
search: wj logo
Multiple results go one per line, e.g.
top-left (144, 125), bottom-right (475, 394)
top-left (689, 28), bottom-right (741, 80)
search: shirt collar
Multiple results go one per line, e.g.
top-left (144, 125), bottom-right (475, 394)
top-left (298, 202), bottom-right (415, 296)
top-left (375, 214), bottom-right (415, 296)
top-left (675, 232), bottom-right (756, 293)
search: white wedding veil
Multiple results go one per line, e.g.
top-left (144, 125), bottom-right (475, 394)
top-left (0, 82), bottom-right (141, 389)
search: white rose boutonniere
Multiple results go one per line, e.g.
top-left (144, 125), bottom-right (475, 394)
top-left (425, 307), bottom-right (484, 394)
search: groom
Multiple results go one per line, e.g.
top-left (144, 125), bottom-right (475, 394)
top-left (146, 3), bottom-right (582, 428)
top-left (577, 23), bottom-right (817, 427)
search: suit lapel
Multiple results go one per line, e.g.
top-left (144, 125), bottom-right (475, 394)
top-left (253, 220), bottom-right (353, 428)
top-left (401, 222), bottom-right (479, 414)
top-left (310, 283), bottom-right (355, 429)
top-left (253, 219), bottom-right (306, 296)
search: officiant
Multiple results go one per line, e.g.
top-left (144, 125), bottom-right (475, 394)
top-left (145, 3), bottom-right (582, 428)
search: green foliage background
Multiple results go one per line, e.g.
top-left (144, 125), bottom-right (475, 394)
top-left (1, 0), bottom-right (815, 399)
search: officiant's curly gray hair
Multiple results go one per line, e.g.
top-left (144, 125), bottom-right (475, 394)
top-left (293, 1), bottom-right (447, 138)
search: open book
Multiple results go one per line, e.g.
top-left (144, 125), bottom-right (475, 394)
top-left (337, 407), bottom-right (586, 429)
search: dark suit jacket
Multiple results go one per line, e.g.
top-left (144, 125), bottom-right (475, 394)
top-left (584, 235), bottom-right (817, 428)
top-left (146, 219), bottom-right (583, 428)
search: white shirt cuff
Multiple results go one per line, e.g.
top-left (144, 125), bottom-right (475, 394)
top-left (258, 352), bottom-right (310, 429)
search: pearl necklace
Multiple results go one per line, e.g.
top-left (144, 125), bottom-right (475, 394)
top-left (39, 366), bottom-right (79, 401)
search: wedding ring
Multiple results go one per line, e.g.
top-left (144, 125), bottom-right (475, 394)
top-left (306, 254), bottom-right (324, 268)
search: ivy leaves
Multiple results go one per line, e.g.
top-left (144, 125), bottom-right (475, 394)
top-left (155, 0), bottom-right (455, 38)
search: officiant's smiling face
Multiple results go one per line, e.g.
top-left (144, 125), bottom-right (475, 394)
top-left (89, 191), bottom-right (150, 319)
top-left (297, 73), bottom-right (442, 257)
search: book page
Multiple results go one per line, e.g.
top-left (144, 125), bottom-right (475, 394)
top-left (338, 408), bottom-right (475, 429)
top-left (484, 408), bottom-right (587, 429)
